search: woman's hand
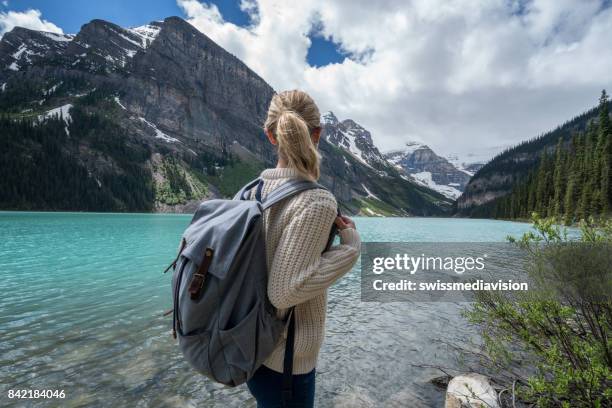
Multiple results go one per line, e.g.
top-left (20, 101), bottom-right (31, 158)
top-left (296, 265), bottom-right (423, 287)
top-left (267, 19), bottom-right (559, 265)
top-left (334, 215), bottom-right (356, 230)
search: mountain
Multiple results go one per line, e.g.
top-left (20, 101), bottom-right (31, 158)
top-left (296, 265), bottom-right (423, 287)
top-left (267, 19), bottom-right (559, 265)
top-left (455, 101), bottom-right (607, 217)
top-left (320, 111), bottom-right (388, 169)
top-left (384, 142), bottom-right (479, 199)
top-left (0, 17), bottom-right (451, 216)
top-left (319, 111), bottom-right (453, 215)
top-left (445, 154), bottom-right (485, 177)
top-left (0, 27), bottom-right (74, 71)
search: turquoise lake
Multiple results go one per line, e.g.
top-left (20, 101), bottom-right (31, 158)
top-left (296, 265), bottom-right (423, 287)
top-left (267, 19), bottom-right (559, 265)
top-left (0, 213), bottom-right (535, 407)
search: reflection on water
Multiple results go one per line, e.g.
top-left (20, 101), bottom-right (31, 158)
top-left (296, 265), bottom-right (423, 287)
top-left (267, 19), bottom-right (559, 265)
top-left (0, 213), bottom-right (533, 407)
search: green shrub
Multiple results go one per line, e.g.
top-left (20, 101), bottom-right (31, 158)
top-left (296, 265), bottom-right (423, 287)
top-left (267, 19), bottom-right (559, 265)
top-left (466, 214), bottom-right (612, 407)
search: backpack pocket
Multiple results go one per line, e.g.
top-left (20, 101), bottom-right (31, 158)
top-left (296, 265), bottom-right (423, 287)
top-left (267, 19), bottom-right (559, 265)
top-left (179, 330), bottom-right (211, 376)
top-left (218, 300), bottom-right (260, 386)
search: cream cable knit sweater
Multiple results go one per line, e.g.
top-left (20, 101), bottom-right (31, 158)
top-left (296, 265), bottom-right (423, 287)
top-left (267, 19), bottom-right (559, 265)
top-left (251, 167), bottom-right (361, 374)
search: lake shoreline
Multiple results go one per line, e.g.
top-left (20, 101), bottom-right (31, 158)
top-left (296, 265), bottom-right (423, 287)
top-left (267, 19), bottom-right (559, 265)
top-left (0, 209), bottom-right (534, 225)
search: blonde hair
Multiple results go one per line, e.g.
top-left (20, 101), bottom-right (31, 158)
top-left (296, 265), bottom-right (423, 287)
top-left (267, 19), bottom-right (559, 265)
top-left (264, 90), bottom-right (321, 181)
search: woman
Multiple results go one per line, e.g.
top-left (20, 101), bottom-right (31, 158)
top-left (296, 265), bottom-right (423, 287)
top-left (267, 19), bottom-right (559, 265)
top-left (246, 90), bottom-right (361, 407)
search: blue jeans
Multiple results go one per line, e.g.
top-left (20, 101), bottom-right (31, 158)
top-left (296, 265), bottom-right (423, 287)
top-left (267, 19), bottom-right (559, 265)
top-left (246, 365), bottom-right (316, 408)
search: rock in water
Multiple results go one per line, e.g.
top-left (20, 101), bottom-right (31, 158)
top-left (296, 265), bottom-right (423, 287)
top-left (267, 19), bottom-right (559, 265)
top-left (429, 374), bottom-right (452, 389)
top-left (445, 373), bottom-right (499, 408)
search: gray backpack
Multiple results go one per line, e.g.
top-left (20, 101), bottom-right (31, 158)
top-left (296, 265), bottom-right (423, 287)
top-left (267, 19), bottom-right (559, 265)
top-left (164, 178), bottom-right (337, 391)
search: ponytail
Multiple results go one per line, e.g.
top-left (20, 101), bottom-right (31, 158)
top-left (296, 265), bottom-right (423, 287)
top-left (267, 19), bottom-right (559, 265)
top-left (264, 90), bottom-right (322, 181)
top-left (275, 110), bottom-right (320, 181)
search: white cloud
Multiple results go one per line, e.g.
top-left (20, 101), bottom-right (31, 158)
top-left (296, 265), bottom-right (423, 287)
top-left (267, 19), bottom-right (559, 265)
top-left (0, 9), bottom-right (63, 38)
top-left (179, 0), bottom-right (612, 162)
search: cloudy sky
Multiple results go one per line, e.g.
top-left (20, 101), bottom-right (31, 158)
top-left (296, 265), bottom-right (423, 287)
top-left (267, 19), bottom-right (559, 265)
top-left (2, 1), bottom-right (611, 162)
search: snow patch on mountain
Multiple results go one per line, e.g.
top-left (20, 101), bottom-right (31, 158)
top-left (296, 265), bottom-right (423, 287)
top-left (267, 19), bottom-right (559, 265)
top-left (338, 128), bottom-right (373, 168)
top-left (139, 117), bottom-right (180, 143)
top-left (114, 96), bottom-right (127, 110)
top-left (445, 154), bottom-right (482, 176)
top-left (38, 104), bottom-right (73, 134)
top-left (12, 44), bottom-right (29, 60)
top-left (41, 32), bottom-right (74, 42)
top-left (44, 81), bottom-right (63, 96)
top-left (10, 42), bottom-right (43, 65)
top-left (361, 183), bottom-right (381, 200)
top-left (411, 171), bottom-right (463, 199)
top-left (109, 27), bottom-right (143, 50)
top-left (129, 24), bottom-right (162, 48)
top-left (41, 104), bottom-right (72, 122)
top-left (386, 141), bottom-right (427, 157)
top-left (321, 111), bottom-right (339, 126)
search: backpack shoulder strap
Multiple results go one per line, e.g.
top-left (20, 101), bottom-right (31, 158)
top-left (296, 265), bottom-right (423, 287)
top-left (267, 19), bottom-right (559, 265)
top-left (233, 177), bottom-right (261, 201)
top-left (261, 179), bottom-right (327, 210)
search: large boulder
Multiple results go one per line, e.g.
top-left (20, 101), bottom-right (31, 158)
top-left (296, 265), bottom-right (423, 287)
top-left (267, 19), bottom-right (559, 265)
top-left (445, 373), bottom-right (499, 408)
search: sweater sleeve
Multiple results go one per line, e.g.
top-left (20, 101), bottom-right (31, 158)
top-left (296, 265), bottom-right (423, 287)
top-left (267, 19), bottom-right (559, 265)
top-left (267, 194), bottom-right (361, 309)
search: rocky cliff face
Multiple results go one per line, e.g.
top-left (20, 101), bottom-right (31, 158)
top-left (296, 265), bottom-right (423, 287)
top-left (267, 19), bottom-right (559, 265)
top-left (0, 17), bottom-right (451, 215)
top-left (385, 142), bottom-right (477, 199)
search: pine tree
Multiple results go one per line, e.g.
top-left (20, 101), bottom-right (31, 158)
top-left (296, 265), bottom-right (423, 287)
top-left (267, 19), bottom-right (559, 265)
top-left (552, 137), bottom-right (565, 217)
top-left (578, 124), bottom-right (595, 218)
top-left (535, 152), bottom-right (549, 215)
top-left (527, 172), bottom-right (536, 214)
top-left (563, 134), bottom-right (581, 224)
top-left (597, 90), bottom-right (611, 214)
top-left (564, 176), bottom-right (575, 224)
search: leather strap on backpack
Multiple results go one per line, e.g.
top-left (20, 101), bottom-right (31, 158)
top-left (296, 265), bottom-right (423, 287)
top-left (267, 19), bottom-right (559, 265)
top-left (281, 308), bottom-right (296, 407)
top-left (188, 247), bottom-right (214, 300)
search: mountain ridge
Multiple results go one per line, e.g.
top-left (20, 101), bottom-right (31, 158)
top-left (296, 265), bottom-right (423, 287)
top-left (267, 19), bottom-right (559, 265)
top-left (0, 16), bottom-right (452, 216)
top-left (384, 142), bottom-right (483, 199)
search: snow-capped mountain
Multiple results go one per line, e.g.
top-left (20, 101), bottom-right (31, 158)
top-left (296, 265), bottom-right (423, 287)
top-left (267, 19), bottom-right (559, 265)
top-left (385, 142), bottom-right (478, 199)
top-left (321, 111), bottom-right (388, 170)
top-left (0, 27), bottom-right (73, 72)
top-left (63, 20), bottom-right (162, 71)
top-left (318, 113), bottom-right (453, 214)
top-left (1, 20), bottom-right (162, 75)
top-left (320, 113), bottom-right (469, 203)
